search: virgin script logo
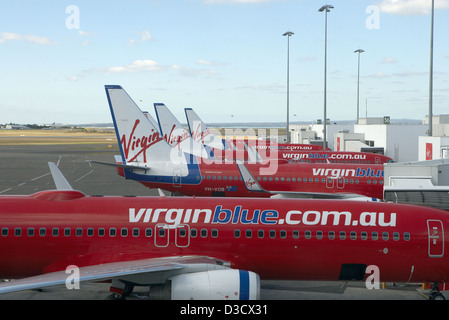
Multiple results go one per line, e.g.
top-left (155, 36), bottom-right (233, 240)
top-left (121, 119), bottom-right (163, 162)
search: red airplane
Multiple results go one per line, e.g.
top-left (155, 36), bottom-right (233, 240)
top-left (0, 163), bottom-right (448, 300)
top-left (184, 107), bottom-right (392, 164)
top-left (97, 85), bottom-right (385, 200)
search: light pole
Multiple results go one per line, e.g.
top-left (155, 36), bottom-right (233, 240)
top-left (318, 4), bottom-right (333, 149)
top-left (428, 0), bottom-right (434, 136)
top-left (283, 31), bottom-right (294, 143)
top-left (354, 49), bottom-right (365, 124)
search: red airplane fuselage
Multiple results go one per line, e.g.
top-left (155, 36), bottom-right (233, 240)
top-left (119, 160), bottom-right (385, 199)
top-left (1, 190), bottom-right (448, 285)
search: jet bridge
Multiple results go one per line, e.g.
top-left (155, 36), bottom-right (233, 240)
top-left (383, 160), bottom-right (449, 211)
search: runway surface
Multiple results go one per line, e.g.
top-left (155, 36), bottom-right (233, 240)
top-left (0, 134), bottom-right (432, 300)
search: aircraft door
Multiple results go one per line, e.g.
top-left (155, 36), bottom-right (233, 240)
top-left (427, 220), bottom-right (444, 258)
top-left (155, 224), bottom-right (169, 247)
top-left (175, 224), bottom-right (190, 248)
top-left (337, 177), bottom-right (345, 189)
top-left (326, 177), bottom-right (334, 189)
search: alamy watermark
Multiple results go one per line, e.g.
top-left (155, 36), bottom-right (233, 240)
top-left (65, 265), bottom-right (80, 290)
top-left (366, 5), bottom-right (380, 30)
top-left (65, 5), bottom-right (80, 30)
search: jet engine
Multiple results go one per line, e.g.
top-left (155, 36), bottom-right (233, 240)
top-left (148, 269), bottom-right (260, 300)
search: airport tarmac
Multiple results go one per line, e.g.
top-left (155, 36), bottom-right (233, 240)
top-left (0, 132), bottom-right (436, 300)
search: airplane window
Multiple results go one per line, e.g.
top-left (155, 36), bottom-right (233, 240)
top-left (275, 177), bottom-right (279, 182)
top-left (269, 230), bottom-right (276, 239)
top-left (305, 231), bottom-right (311, 239)
top-left (350, 231), bottom-right (357, 240)
top-left (280, 230), bottom-right (287, 239)
top-left (404, 232), bottom-right (411, 241)
top-left (355, 179), bottom-right (359, 184)
top-left (371, 232), bottom-right (378, 240)
top-left (218, 176), bottom-right (221, 181)
top-left (286, 177), bottom-right (290, 182)
top-left (393, 232), bottom-right (399, 241)
top-left (28, 228), bottom-right (35, 237)
top-left (245, 230), bottom-right (252, 238)
top-left (309, 178), bottom-right (313, 183)
top-left (98, 228), bottom-right (105, 237)
top-left (64, 228), bottom-right (70, 237)
top-left (121, 228), bottom-right (128, 237)
top-left (339, 231), bottom-right (346, 240)
top-left (361, 232), bottom-right (368, 240)
top-left (234, 229), bottom-right (241, 238)
top-left (109, 228), bottom-right (117, 237)
top-left (179, 229), bottom-right (186, 237)
top-left (316, 231), bottom-right (323, 239)
top-left (380, 180), bottom-right (384, 185)
top-left (269, 177), bottom-right (273, 181)
top-left (292, 178), bottom-right (296, 182)
top-left (382, 232), bottom-right (389, 241)
top-left (367, 180), bottom-right (371, 184)
top-left (212, 176), bottom-right (216, 180)
top-left (229, 176), bottom-right (233, 181)
top-left (75, 228), bottom-right (82, 237)
top-left (87, 228), bottom-right (94, 237)
top-left (328, 231), bottom-right (335, 240)
top-left (1, 228), bottom-right (7, 237)
top-left (144, 228), bottom-right (152, 237)
top-left (133, 228), bottom-right (139, 237)
top-left (191, 228), bottom-right (197, 238)
top-left (211, 229), bottom-right (218, 238)
top-left (263, 177), bottom-right (267, 181)
top-left (223, 176), bottom-right (227, 181)
top-left (298, 178), bottom-right (302, 182)
top-left (201, 229), bottom-right (207, 238)
top-left (258, 230), bottom-right (264, 238)
top-left (39, 228), bottom-right (46, 237)
top-left (52, 228), bottom-right (59, 237)
top-left (14, 228), bottom-right (21, 237)
top-left (292, 230), bottom-right (299, 239)
top-left (350, 179), bottom-right (354, 184)
top-left (281, 177), bottom-right (285, 182)
top-left (373, 180), bottom-right (377, 185)
top-left (207, 176), bottom-right (210, 180)
top-left (315, 178), bottom-right (319, 183)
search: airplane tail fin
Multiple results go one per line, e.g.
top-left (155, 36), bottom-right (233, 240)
top-left (184, 107), bottom-right (225, 150)
top-left (154, 103), bottom-right (210, 159)
top-left (105, 85), bottom-right (187, 174)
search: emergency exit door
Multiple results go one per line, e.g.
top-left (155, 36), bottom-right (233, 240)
top-left (427, 220), bottom-right (444, 258)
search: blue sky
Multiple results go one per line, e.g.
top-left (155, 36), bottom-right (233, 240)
top-left (0, 0), bottom-right (448, 125)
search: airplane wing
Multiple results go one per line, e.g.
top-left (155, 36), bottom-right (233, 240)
top-left (236, 160), bottom-right (379, 201)
top-left (87, 160), bottom-right (151, 172)
top-left (0, 256), bottom-right (229, 295)
top-left (48, 162), bottom-right (73, 190)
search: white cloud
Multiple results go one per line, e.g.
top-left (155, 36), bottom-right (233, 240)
top-left (0, 32), bottom-right (56, 45)
top-left (196, 59), bottom-right (212, 65)
top-left (127, 30), bottom-right (153, 46)
top-left (381, 57), bottom-right (398, 64)
top-left (377, 0), bottom-right (449, 16)
top-left (105, 60), bottom-right (164, 73)
top-left (368, 72), bottom-right (390, 79)
top-left (67, 59), bottom-right (222, 81)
